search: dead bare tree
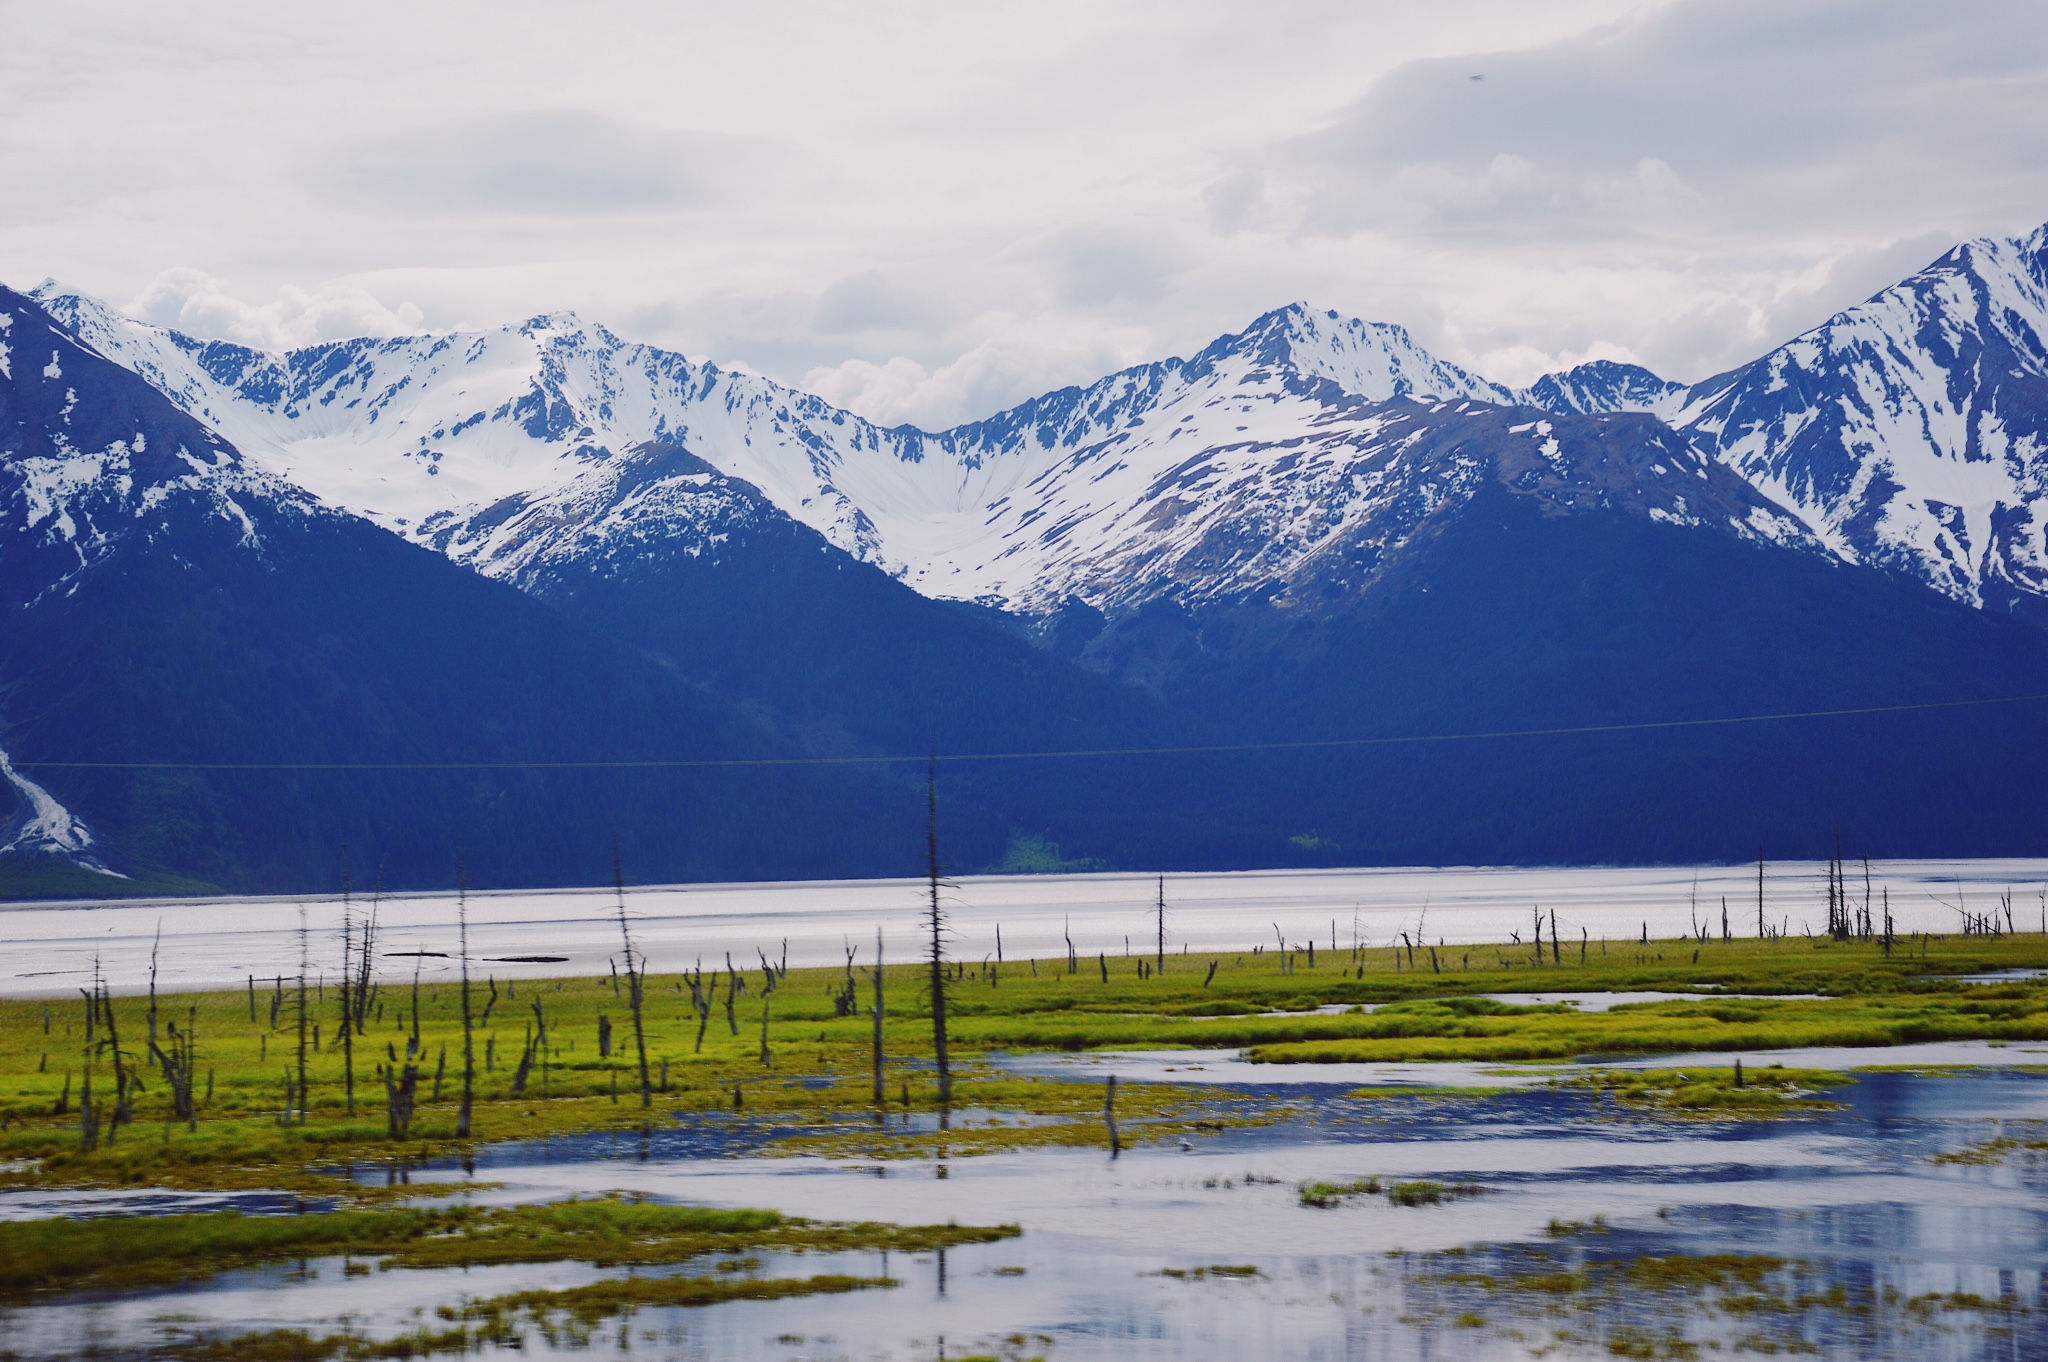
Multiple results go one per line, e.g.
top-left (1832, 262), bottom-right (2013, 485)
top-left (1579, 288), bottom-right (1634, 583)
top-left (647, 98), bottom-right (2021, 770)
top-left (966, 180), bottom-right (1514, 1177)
top-left (295, 907), bottom-right (311, 1124)
top-left (612, 835), bottom-right (651, 1108)
top-left (867, 927), bottom-right (886, 1104)
top-left (354, 869), bottom-right (383, 1036)
top-left (339, 869), bottom-right (357, 1114)
top-left (926, 752), bottom-right (951, 1105)
top-left (684, 959), bottom-right (712, 1053)
top-left (457, 860), bottom-right (476, 1139)
top-left (407, 958), bottom-right (422, 1060)
top-left (509, 998), bottom-right (548, 1094)
top-left (150, 1005), bottom-right (198, 1132)
top-left (1155, 876), bottom-right (1166, 973)
top-left (383, 1051), bottom-right (419, 1139)
top-left (146, 922), bottom-right (161, 1049)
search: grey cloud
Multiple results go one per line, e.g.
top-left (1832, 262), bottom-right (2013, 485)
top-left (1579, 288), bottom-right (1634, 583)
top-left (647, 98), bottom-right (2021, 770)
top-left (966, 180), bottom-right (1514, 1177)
top-left (1040, 226), bottom-right (1186, 308)
top-left (1274, 0), bottom-right (2048, 242)
top-left (1202, 170), bottom-right (1264, 234)
top-left (320, 109), bottom-right (769, 215)
top-left (813, 272), bottom-right (947, 335)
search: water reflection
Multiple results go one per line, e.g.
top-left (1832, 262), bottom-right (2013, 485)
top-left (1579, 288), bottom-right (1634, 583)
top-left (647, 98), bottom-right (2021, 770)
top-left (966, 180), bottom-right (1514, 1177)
top-left (3, 1065), bottom-right (2046, 1360)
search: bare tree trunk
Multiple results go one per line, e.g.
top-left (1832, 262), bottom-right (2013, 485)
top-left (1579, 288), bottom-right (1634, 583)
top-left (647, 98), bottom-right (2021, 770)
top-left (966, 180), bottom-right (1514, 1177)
top-left (355, 869), bottom-right (382, 1036)
top-left (1156, 876), bottom-right (1165, 973)
top-left (613, 835), bottom-right (652, 1108)
top-left (340, 872), bottom-right (356, 1115)
top-left (295, 910), bottom-right (310, 1125)
top-left (926, 753), bottom-right (951, 1105)
top-left (457, 862), bottom-right (475, 1139)
top-left (147, 922), bottom-right (160, 1049)
top-left (871, 927), bottom-right (885, 1104)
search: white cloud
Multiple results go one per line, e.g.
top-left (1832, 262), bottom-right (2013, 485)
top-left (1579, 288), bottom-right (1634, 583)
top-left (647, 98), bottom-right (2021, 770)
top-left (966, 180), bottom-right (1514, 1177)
top-left (1477, 339), bottom-right (1646, 390)
top-left (126, 268), bottom-right (425, 350)
top-left (802, 330), bottom-right (1133, 430)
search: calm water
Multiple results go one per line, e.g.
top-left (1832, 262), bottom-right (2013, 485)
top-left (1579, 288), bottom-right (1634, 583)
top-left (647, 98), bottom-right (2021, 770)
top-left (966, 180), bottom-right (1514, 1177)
top-left (6, 857), bottom-right (2045, 997)
top-left (5, 1052), bottom-right (2046, 1360)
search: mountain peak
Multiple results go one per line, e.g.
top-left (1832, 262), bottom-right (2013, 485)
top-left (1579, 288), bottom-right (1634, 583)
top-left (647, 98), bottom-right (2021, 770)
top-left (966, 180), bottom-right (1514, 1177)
top-left (1524, 359), bottom-right (1687, 419)
top-left (1200, 302), bottom-right (1514, 406)
top-left (516, 309), bottom-right (600, 338)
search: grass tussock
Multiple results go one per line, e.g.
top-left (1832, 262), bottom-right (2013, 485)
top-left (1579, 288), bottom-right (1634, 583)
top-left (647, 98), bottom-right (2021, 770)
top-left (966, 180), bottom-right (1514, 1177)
top-left (1554, 1065), bottom-right (1853, 1117)
top-left (0, 1192), bottom-right (1016, 1301)
top-left (1153, 1264), bottom-right (1261, 1280)
top-left (1298, 1175), bottom-right (1484, 1208)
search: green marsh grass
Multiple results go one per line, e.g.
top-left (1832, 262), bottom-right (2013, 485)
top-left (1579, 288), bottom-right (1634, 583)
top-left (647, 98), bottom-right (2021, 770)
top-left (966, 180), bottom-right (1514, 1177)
top-left (2, 930), bottom-right (2045, 1193)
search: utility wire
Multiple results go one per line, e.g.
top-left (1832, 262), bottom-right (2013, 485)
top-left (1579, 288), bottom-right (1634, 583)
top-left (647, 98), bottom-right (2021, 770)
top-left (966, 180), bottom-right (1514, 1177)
top-left (13, 691), bottom-right (2048, 772)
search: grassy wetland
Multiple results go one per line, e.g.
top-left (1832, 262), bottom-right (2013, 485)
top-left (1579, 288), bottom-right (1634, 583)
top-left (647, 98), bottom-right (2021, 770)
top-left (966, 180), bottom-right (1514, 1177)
top-left (3, 912), bottom-right (2048, 1358)
top-left (6, 928), bottom-right (2048, 1187)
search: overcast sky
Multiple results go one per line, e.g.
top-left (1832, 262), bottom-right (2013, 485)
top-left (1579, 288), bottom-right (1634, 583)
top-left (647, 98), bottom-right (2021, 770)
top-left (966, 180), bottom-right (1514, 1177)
top-left (4, 0), bottom-right (2046, 428)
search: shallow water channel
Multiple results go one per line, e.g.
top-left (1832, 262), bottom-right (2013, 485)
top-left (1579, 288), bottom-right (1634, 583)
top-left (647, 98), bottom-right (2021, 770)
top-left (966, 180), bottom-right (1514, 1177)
top-left (6, 1050), bottom-right (2048, 1361)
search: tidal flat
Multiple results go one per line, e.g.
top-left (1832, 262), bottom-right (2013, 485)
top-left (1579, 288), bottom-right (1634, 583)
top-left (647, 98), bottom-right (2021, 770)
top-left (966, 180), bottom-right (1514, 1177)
top-left (2, 931), bottom-right (2047, 1358)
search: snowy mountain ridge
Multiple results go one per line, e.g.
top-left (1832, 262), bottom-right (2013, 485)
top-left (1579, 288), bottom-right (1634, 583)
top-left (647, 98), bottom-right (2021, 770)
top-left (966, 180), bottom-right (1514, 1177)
top-left (31, 221), bottom-right (2048, 622)
top-left (30, 290), bottom-right (1555, 613)
top-left (1666, 225), bottom-right (2048, 618)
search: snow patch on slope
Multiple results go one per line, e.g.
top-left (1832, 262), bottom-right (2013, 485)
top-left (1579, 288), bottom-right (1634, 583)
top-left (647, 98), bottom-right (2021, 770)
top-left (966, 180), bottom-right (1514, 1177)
top-left (0, 747), bottom-right (123, 875)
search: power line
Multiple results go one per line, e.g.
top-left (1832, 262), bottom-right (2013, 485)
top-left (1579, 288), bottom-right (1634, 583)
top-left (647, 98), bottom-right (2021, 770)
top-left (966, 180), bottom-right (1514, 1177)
top-left (13, 691), bottom-right (2048, 773)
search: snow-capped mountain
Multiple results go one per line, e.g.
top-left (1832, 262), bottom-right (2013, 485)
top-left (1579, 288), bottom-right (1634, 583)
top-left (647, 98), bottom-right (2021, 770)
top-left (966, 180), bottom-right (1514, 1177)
top-left (30, 288), bottom-right (1792, 619)
top-left (2, 288), bottom-right (321, 613)
top-left (1675, 226), bottom-right (2048, 620)
top-left (37, 222), bottom-right (2048, 633)
top-left (1533, 225), bottom-right (2048, 622)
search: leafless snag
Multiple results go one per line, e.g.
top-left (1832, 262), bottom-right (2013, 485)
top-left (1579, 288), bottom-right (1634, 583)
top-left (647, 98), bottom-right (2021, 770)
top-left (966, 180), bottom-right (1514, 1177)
top-left (613, 835), bottom-right (651, 1108)
top-left (457, 860), bottom-right (476, 1138)
top-left (339, 870), bottom-right (357, 1115)
top-left (926, 751), bottom-right (951, 1105)
top-left (867, 927), bottom-right (886, 1104)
